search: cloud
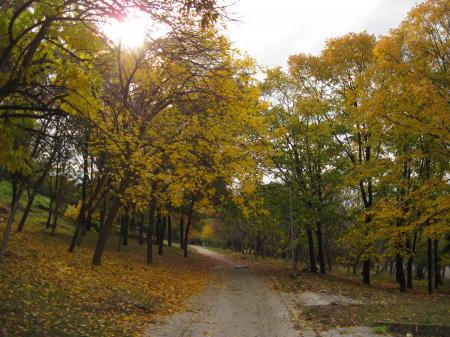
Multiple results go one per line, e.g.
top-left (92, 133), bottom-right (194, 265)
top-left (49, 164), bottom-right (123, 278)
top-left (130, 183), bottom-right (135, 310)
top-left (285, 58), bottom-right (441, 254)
top-left (226, 0), bottom-right (418, 67)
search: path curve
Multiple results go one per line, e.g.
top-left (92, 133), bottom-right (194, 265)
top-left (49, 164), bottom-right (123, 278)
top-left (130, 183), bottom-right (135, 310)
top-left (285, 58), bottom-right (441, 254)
top-left (146, 246), bottom-right (298, 337)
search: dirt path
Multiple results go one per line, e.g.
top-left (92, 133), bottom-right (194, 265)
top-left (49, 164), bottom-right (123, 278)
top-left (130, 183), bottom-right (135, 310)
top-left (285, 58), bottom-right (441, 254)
top-left (146, 246), bottom-right (298, 337)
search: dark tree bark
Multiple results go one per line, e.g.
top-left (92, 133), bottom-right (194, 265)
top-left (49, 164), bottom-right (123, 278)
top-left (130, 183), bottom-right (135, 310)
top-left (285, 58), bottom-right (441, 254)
top-left (362, 259), bottom-right (371, 285)
top-left (434, 239), bottom-right (440, 288)
top-left (69, 147), bottom-right (89, 252)
top-left (147, 200), bottom-right (156, 264)
top-left (179, 216), bottom-right (184, 250)
top-left (316, 224), bottom-right (326, 274)
top-left (117, 218), bottom-right (123, 252)
top-left (46, 167), bottom-right (59, 230)
top-left (167, 214), bottom-right (172, 247)
top-left (324, 234), bottom-right (333, 272)
top-left (69, 204), bottom-right (84, 252)
top-left (99, 198), bottom-right (107, 231)
top-left (50, 181), bottom-right (64, 236)
top-left (0, 176), bottom-right (24, 261)
top-left (427, 238), bottom-right (433, 294)
top-left (294, 244), bottom-right (300, 265)
top-left (184, 196), bottom-right (195, 258)
top-left (85, 207), bottom-right (93, 232)
top-left (18, 184), bottom-right (42, 232)
top-left (46, 193), bottom-right (55, 230)
top-left (122, 207), bottom-right (129, 246)
top-left (396, 254), bottom-right (406, 291)
top-left (75, 147), bottom-right (91, 245)
top-left (358, 142), bottom-right (373, 286)
top-left (139, 213), bottom-right (145, 245)
top-left (92, 178), bottom-right (128, 265)
top-left (306, 226), bottom-right (317, 273)
top-left (417, 265), bottom-right (425, 280)
top-left (361, 215), bottom-right (372, 285)
top-left (406, 237), bottom-right (413, 289)
top-left (129, 207), bottom-right (136, 231)
top-left (158, 213), bottom-right (165, 255)
top-left (394, 217), bottom-right (406, 291)
top-left (18, 141), bottom-right (60, 232)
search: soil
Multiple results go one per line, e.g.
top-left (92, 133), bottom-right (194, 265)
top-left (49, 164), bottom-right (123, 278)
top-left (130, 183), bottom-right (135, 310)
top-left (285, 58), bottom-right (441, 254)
top-left (145, 246), bottom-right (298, 337)
top-left (146, 247), bottom-right (393, 337)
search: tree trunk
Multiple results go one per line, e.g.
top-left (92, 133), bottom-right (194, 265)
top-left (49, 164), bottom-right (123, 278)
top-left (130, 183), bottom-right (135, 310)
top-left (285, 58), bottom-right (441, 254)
top-left (85, 207), bottom-right (94, 232)
top-left (18, 145), bottom-right (59, 232)
top-left (75, 148), bottom-right (89, 245)
top-left (46, 167), bottom-right (60, 230)
top-left (69, 152), bottom-right (88, 252)
top-left (434, 239), bottom-right (440, 288)
top-left (17, 189), bottom-right (38, 232)
top-left (128, 208), bottom-right (135, 231)
top-left (406, 237), bottom-right (413, 289)
top-left (306, 226), bottom-right (317, 273)
top-left (76, 175), bottom-right (108, 243)
top-left (117, 220), bottom-right (123, 252)
top-left (91, 178), bottom-right (127, 265)
top-left (184, 196), bottom-right (195, 258)
top-left (409, 232), bottom-right (419, 287)
top-left (362, 259), bottom-right (371, 285)
top-left (0, 180), bottom-right (24, 261)
top-left (147, 200), bottom-right (156, 264)
top-left (179, 216), bottom-right (184, 250)
top-left (139, 213), bottom-right (145, 245)
top-left (406, 256), bottom-right (413, 289)
top-left (416, 265), bottom-right (425, 280)
top-left (69, 206), bottom-right (84, 252)
top-left (45, 195), bottom-right (54, 230)
top-left (99, 199), bottom-right (107, 231)
top-left (396, 254), bottom-right (406, 291)
top-left (294, 244), bottom-right (300, 265)
top-left (324, 233), bottom-right (333, 272)
top-left (427, 238), bottom-right (433, 294)
top-left (167, 214), bottom-right (172, 247)
top-left (316, 224), bottom-right (326, 273)
top-left (157, 212), bottom-right (164, 255)
top-left (122, 207), bottom-right (129, 246)
top-left (50, 193), bottom-right (61, 236)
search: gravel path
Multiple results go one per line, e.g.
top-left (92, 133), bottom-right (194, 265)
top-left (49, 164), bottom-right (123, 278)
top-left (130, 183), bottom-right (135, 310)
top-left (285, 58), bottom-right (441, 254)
top-left (145, 246), bottom-right (298, 337)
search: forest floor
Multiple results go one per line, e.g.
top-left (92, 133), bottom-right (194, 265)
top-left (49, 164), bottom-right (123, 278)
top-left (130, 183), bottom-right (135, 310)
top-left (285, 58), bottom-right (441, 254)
top-left (272, 264), bottom-right (450, 333)
top-left (1, 182), bottom-right (449, 337)
top-left (0, 224), bottom-right (212, 337)
top-left (146, 246), bottom-right (298, 337)
top-left (148, 247), bottom-right (436, 337)
top-left (0, 184), bottom-right (213, 337)
top-left (207, 248), bottom-right (450, 333)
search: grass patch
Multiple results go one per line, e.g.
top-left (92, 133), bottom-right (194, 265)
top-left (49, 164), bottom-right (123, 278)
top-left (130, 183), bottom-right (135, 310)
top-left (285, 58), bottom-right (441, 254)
top-left (372, 325), bottom-right (387, 334)
top-left (0, 180), bottom-right (51, 211)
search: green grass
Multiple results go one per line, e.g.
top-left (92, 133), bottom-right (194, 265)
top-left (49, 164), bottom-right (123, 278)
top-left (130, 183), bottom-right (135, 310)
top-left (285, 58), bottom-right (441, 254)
top-left (0, 180), bottom-right (51, 207)
top-left (372, 325), bottom-right (387, 335)
top-left (0, 180), bottom-right (12, 205)
top-left (0, 180), bottom-right (75, 236)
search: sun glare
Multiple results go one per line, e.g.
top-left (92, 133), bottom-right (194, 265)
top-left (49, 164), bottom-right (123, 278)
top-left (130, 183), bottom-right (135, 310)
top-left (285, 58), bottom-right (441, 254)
top-left (102, 11), bottom-right (154, 49)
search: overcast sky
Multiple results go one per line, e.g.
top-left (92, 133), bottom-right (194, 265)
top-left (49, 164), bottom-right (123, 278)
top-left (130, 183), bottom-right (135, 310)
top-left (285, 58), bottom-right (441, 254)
top-left (225, 0), bottom-right (419, 67)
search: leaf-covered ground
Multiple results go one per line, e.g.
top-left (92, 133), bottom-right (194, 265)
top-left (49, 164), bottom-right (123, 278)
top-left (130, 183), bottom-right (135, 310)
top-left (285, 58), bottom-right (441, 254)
top-left (0, 223), bottom-right (211, 337)
top-left (271, 267), bottom-right (450, 330)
